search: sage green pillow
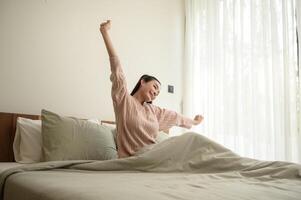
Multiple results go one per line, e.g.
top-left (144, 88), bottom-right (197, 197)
top-left (41, 109), bottom-right (117, 161)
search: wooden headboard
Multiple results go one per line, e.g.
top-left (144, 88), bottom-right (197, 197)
top-left (0, 112), bottom-right (40, 162)
top-left (0, 112), bottom-right (116, 162)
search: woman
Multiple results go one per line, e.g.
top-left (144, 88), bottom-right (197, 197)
top-left (100, 20), bottom-right (204, 158)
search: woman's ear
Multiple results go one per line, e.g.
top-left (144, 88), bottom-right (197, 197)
top-left (140, 79), bottom-right (146, 86)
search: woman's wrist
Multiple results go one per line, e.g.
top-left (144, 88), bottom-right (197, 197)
top-left (100, 29), bottom-right (109, 35)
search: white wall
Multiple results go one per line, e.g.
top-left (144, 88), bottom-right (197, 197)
top-left (0, 0), bottom-right (185, 126)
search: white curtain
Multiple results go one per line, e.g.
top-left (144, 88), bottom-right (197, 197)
top-left (184, 0), bottom-right (301, 163)
top-left (297, 0), bottom-right (301, 150)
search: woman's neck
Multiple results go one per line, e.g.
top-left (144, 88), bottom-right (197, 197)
top-left (133, 92), bottom-right (145, 105)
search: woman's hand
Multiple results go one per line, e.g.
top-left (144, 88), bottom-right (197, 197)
top-left (193, 115), bottom-right (204, 125)
top-left (100, 20), bottom-right (111, 33)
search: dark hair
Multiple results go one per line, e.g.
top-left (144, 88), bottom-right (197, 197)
top-left (130, 74), bottom-right (161, 104)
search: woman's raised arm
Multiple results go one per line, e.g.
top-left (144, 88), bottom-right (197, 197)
top-left (100, 20), bottom-right (118, 58)
top-left (100, 20), bottom-right (128, 105)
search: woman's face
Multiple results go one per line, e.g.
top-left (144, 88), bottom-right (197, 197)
top-left (140, 79), bottom-right (161, 102)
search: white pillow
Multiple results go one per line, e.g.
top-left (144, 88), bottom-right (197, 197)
top-left (13, 117), bottom-right (101, 164)
top-left (13, 117), bottom-right (42, 163)
top-left (87, 118), bottom-right (101, 124)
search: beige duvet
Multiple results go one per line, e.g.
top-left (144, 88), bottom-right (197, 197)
top-left (1, 132), bottom-right (301, 200)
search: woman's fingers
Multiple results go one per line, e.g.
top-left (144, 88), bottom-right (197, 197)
top-left (193, 115), bottom-right (204, 125)
top-left (100, 20), bottom-right (111, 26)
top-left (100, 20), bottom-right (111, 33)
top-left (100, 20), bottom-right (111, 31)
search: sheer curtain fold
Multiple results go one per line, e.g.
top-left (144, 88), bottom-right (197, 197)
top-left (184, 0), bottom-right (300, 163)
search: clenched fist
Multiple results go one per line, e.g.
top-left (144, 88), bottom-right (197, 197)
top-left (100, 20), bottom-right (111, 33)
top-left (193, 115), bottom-right (204, 125)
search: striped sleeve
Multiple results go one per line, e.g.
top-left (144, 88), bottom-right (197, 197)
top-left (109, 56), bottom-right (128, 106)
top-left (153, 106), bottom-right (194, 131)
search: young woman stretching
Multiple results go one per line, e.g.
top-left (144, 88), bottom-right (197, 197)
top-left (100, 20), bottom-right (204, 158)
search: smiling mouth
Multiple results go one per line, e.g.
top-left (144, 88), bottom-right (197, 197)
top-left (149, 92), bottom-right (154, 99)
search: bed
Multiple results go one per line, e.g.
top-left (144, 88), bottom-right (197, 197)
top-left (0, 112), bottom-right (301, 200)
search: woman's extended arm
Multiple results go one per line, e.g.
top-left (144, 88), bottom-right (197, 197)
top-left (153, 105), bottom-right (204, 132)
top-left (100, 20), bottom-right (118, 58)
